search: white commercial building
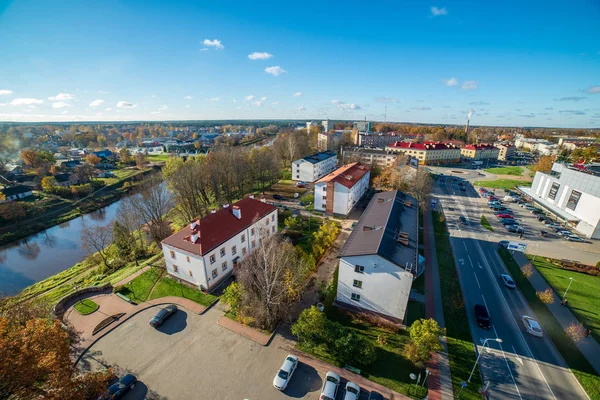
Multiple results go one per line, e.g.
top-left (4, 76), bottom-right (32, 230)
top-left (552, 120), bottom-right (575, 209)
top-left (292, 150), bottom-right (337, 182)
top-left (335, 190), bottom-right (422, 324)
top-left (519, 163), bottom-right (600, 239)
top-left (314, 162), bottom-right (370, 216)
top-left (161, 197), bottom-right (278, 292)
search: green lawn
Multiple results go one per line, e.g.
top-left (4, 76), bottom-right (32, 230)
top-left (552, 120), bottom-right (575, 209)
top-left (480, 215), bottom-right (494, 232)
top-left (527, 255), bottom-right (600, 343)
top-left (146, 154), bottom-right (172, 162)
top-left (74, 298), bottom-right (99, 315)
top-left (117, 267), bottom-right (164, 303)
top-left (432, 211), bottom-right (481, 400)
top-left (484, 166), bottom-right (524, 176)
top-left (499, 250), bottom-right (600, 399)
top-left (473, 179), bottom-right (529, 191)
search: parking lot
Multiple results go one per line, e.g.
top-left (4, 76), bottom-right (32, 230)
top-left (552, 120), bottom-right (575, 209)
top-left (80, 306), bottom-right (372, 400)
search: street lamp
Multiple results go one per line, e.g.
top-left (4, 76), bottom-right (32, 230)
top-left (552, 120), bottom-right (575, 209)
top-left (563, 277), bottom-right (574, 299)
top-left (468, 338), bottom-right (503, 383)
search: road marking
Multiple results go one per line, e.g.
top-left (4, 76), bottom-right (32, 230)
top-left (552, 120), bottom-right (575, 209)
top-left (463, 242), bottom-right (468, 250)
top-left (512, 345), bottom-right (524, 366)
top-left (467, 255), bottom-right (474, 267)
top-left (492, 325), bottom-right (523, 399)
top-left (458, 259), bottom-right (465, 266)
top-left (474, 273), bottom-right (481, 288)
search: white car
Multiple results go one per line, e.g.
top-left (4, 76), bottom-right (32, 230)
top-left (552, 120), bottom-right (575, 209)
top-left (273, 354), bottom-right (298, 391)
top-left (343, 381), bottom-right (361, 400)
top-left (319, 371), bottom-right (340, 400)
top-left (522, 315), bottom-right (543, 337)
top-left (501, 274), bottom-right (516, 289)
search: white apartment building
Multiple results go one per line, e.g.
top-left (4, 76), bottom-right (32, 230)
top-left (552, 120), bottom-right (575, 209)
top-left (336, 190), bottom-right (422, 324)
top-left (292, 150), bottom-right (337, 182)
top-left (314, 162), bottom-right (370, 216)
top-left (161, 197), bottom-right (278, 292)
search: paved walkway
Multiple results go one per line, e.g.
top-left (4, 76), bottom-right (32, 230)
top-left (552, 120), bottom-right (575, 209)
top-left (511, 251), bottom-right (600, 375)
top-left (217, 314), bottom-right (273, 345)
top-left (423, 206), bottom-right (454, 400)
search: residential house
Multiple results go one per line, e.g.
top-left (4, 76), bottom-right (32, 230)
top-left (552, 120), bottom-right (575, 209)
top-left (335, 190), bottom-right (421, 324)
top-left (92, 149), bottom-right (113, 159)
top-left (292, 150), bottom-right (338, 182)
top-left (495, 143), bottom-right (516, 161)
top-left (161, 196), bottom-right (278, 292)
top-left (314, 162), bottom-right (370, 216)
top-left (460, 144), bottom-right (500, 161)
top-left (386, 141), bottom-right (461, 165)
top-left (53, 173), bottom-right (78, 187)
top-left (341, 147), bottom-right (418, 170)
top-left (1, 185), bottom-right (33, 203)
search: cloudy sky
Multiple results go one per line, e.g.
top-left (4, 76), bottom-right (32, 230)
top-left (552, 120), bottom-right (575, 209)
top-left (0, 0), bottom-right (599, 127)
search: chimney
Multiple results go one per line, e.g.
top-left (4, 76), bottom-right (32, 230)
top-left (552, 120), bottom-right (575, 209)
top-left (211, 209), bottom-right (216, 214)
top-left (191, 233), bottom-right (199, 243)
top-left (232, 205), bottom-right (242, 220)
top-left (223, 203), bottom-right (229, 209)
top-left (249, 194), bottom-right (255, 199)
top-left (261, 196), bottom-right (267, 203)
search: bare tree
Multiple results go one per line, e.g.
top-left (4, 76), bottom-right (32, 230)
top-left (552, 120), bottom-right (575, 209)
top-left (129, 175), bottom-right (173, 244)
top-left (406, 168), bottom-right (433, 210)
top-left (81, 223), bottom-right (113, 268)
top-left (163, 156), bottom-right (213, 221)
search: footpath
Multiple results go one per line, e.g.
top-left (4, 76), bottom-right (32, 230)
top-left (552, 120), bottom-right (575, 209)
top-left (511, 251), bottom-right (600, 375)
top-left (423, 207), bottom-right (454, 400)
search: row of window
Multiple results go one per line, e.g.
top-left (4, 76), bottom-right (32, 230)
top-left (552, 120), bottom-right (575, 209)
top-left (172, 259), bottom-right (230, 280)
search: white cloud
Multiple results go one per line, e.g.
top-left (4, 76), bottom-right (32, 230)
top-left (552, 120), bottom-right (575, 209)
top-left (200, 48), bottom-right (209, 52)
top-left (272, 101), bottom-right (280, 105)
top-left (298, 106), bottom-right (306, 111)
top-left (202, 39), bottom-right (224, 50)
top-left (184, 95), bottom-right (192, 99)
top-left (0, 89), bottom-right (13, 96)
top-left (52, 102), bottom-right (71, 109)
top-left (10, 98), bottom-right (44, 106)
top-left (208, 97), bottom-right (221, 102)
top-left (587, 86), bottom-right (600, 94)
top-left (62, 110), bottom-right (68, 114)
top-left (89, 99), bottom-right (104, 107)
top-left (232, 98), bottom-right (237, 103)
top-left (338, 103), bottom-right (361, 110)
top-left (98, 90), bottom-right (108, 94)
top-left (159, 104), bottom-right (168, 110)
top-left (444, 77), bottom-right (458, 86)
top-left (252, 96), bottom-right (267, 107)
top-left (185, 105), bottom-right (191, 108)
top-left (248, 52), bottom-right (273, 60)
top-left (244, 95), bottom-right (256, 101)
top-left (116, 100), bottom-right (137, 108)
top-left (331, 99), bottom-right (341, 104)
top-left (48, 92), bottom-right (74, 101)
top-left (376, 97), bottom-right (398, 103)
top-left (293, 92), bottom-right (303, 97)
top-left (105, 108), bottom-right (112, 111)
top-left (431, 6), bottom-right (447, 16)
top-left (265, 66), bottom-right (287, 76)
top-left (461, 80), bottom-right (479, 90)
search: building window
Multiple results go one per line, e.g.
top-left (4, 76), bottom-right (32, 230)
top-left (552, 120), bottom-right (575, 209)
top-left (252, 240), bottom-right (256, 248)
top-left (189, 270), bottom-right (193, 277)
top-left (323, 196), bottom-right (326, 200)
top-left (266, 218), bottom-right (270, 225)
top-left (242, 247), bottom-right (247, 256)
top-left (232, 245), bottom-right (237, 255)
top-left (323, 187), bottom-right (326, 191)
top-left (220, 247), bottom-right (226, 257)
top-left (353, 280), bottom-right (363, 288)
top-left (222, 262), bottom-right (227, 271)
top-left (271, 215), bottom-right (275, 222)
top-left (172, 264), bottom-right (178, 273)
top-left (548, 182), bottom-right (560, 200)
top-left (566, 190), bottom-right (581, 211)
top-left (354, 265), bottom-right (365, 273)
top-left (186, 256), bottom-right (190, 263)
top-left (351, 293), bottom-right (361, 302)
top-left (251, 228), bottom-right (255, 236)
top-left (241, 234), bottom-right (246, 243)
top-left (209, 254), bottom-right (216, 264)
top-left (272, 226), bottom-right (275, 233)
top-left (170, 250), bottom-right (176, 259)
top-left (212, 269), bottom-right (218, 279)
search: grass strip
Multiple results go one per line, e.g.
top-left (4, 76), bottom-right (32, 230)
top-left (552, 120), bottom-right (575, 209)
top-left (73, 298), bottom-right (99, 315)
top-left (473, 179), bottom-right (529, 191)
top-left (484, 166), bottom-right (524, 176)
top-left (480, 215), bottom-right (494, 232)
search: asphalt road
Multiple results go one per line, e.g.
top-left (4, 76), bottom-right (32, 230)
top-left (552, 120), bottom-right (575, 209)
top-left (432, 169), bottom-right (588, 400)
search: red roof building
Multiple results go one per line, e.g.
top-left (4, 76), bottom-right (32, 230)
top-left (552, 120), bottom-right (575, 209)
top-left (314, 162), bottom-right (371, 215)
top-left (460, 143), bottom-right (500, 161)
top-left (386, 141), bottom-right (461, 165)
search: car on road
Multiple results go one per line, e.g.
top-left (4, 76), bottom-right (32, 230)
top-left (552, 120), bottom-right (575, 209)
top-left (556, 229), bottom-right (572, 237)
top-left (273, 194), bottom-right (285, 200)
top-left (506, 225), bottom-right (524, 233)
top-left (498, 240), bottom-right (510, 248)
top-left (368, 392), bottom-right (385, 400)
top-left (459, 216), bottom-right (467, 225)
top-left (273, 354), bottom-right (298, 391)
top-left (522, 315), bottom-right (543, 337)
top-left (475, 304), bottom-right (491, 329)
top-left (149, 305), bottom-right (178, 328)
top-left (99, 374), bottom-right (137, 400)
top-left (320, 371), bottom-right (341, 400)
top-left (566, 235), bottom-right (586, 243)
top-left (501, 274), bottom-right (516, 289)
top-left (342, 381), bottom-right (361, 400)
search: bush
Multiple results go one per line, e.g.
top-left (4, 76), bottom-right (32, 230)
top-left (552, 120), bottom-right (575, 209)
top-left (112, 285), bottom-right (125, 294)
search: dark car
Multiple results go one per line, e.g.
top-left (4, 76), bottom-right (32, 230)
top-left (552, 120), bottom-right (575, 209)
top-left (99, 374), bottom-right (137, 400)
top-left (536, 215), bottom-right (546, 221)
top-left (368, 391), bottom-right (385, 400)
top-left (149, 305), bottom-right (178, 327)
top-left (475, 304), bottom-right (491, 329)
top-left (507, 225), bottom-right (524, 233)
top-left (273, 194), bottom-right (285, 200)
top-left (459, 216), bottom-right (467, 225)
top-left (500, 219), bottom-right (517, 225)
top-left (498, 240), bottom-right (509, 248)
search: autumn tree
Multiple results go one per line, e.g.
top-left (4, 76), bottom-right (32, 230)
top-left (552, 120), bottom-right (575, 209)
top-left (521, 263), bottom-right (534, 279)
top-left (531, 155), bottom-right (555, 174)
top-left (81, 222), bottom-right (113, 268)
top-left (49, 165), bottom-right (57, 175)
top-left (86, 154), bottom-right (101, 165)
top-left (0, 192), bottom-right (5, 202)
top-left (20, 149), bottom-right (55, 168)
top-left (163, 155), bottom-right (213, 221)
top-left (129, 175), bottom-right (173, 244)
top-left (41, 176), bottom-right (57, 191)
top-left (312, 221), bottom-right (340, 258)
top-left (74, 163), bottom-right (95, 183)
top-left (134, 153), bottom-right (146, 170)
top-left (536, 287), bottom-right (555, 304)
top-left (0, 202), bottom-right (27, 222)
top-left (119, 147), bottom-right (132, 163)
top-left (20, 149), bottom-right (39, 166)
top-left (408, 168), bottom-right (434, 210)
top-left (565, 321), bottom-right (586, 342)
top-left (403, 318), bottom-right (445, 367)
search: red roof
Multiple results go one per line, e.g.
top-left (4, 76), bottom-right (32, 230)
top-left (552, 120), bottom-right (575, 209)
top-left (316, 162), bottom-right (370, 188)
top-left (462, 143), bottom-right (498, 151)
top-left (386, 141), bottom-right (459, 150)
top-left (161, 197), bottom-right (276, 256)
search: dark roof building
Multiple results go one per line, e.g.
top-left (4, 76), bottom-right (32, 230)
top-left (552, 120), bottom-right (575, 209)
top-left (302, 150), bottom-right (336, 164)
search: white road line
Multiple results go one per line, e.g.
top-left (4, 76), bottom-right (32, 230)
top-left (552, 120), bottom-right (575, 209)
top-left (492, 325), bottom-right (523, 399)
top-left (463, 241), bottom-right (468, 250)
top-left (467, 255), bottom-right (474, 267)
top-left (474, 273), bottom-right (481, 288)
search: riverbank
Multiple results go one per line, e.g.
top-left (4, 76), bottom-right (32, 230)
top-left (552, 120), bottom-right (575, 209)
top-left (0, 167), bottom-right (158, 247)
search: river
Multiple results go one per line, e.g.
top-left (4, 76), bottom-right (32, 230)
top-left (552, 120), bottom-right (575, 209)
top-left (0, 200), bottom-right (124, 297)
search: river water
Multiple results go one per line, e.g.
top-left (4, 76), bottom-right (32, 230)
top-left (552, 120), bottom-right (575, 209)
top-left (0, 200), bottom-right (123, 297)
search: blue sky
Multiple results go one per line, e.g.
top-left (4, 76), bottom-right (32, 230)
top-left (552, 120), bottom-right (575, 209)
top-left (0, 0), bottom-right (599, 128)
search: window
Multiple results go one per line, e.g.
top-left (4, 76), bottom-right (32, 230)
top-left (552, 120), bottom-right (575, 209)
top-left (252, 240), bottom-right (256, 248)
top-left (170, 250), bottom-right (176, 259)
top-left (354, 265), bottom-right (365, 273)
top-left (232, 245), bottom-right (237, 255)
top-left (296, 175), bottom-right (300, 179)
top-left (242, 247), bottom-right (247, 256)
top-left (548, 182), bottom-right (560, 200)
top-left (353, 280), bottom-right (363, 288)
top-left (323, 186), bottom-right (327, 191)
top-left (251, 228), bottom-right (255, 236)
top-left (220, 247), bottom-right (226, 257)
top-left (271, 215), bottom-right (275, 222)
top-left (322, 196), bottom-right (326, 200)
top-left (189, 270), bottom-right (193, 277)
top-left (566, 190), bottom-right (581, 211)
top-left (241, 234), bottom-right (246, 243)
top-left (222, 262), bottom-right (227, 271)
top-left (351, 293), bottom-right (361, 302)
top-left (272, 226), bottom-right (275, 233)
top-left (186, 256), bottom-right (190, 263)
top-left (212, 269), bottom-right (218, 279)
top-left (266, 218), bottom-right (270, 225)
top-left (172, 264), bottom-right (178, 273)
top-left (209, 254), bottom-right (216, 264)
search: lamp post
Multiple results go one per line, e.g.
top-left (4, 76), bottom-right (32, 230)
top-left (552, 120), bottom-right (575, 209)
top-left (468, 338), bottom-right (503, 383)
top-left (563, 277), bottom-right (574, 299)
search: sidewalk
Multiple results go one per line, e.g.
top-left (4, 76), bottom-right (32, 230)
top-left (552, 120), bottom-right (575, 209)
top-left (423, 207), bottom-right (454, 400)
top-left (511, 251), bottom-right (600, 375)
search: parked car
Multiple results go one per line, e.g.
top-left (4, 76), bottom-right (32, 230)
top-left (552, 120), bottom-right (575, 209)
top-left (496, 213), bottom-right (513, 219)
top-left (320, 372), bottom-right (341, 400)
top-left (536, 215), bottom-right (547, 222)
top-left (503, 196), bottom-right (516, 202)
top-left (522, 315), bottom-right (543, 337)
top-left (498, 240), bottom-right (510, 248)
top-left (507, 225), bottom-right (524, 233)
top-left (149, 305), bottom-right (178, 328)
top-left (273, 194), bottom-right (285, 200)
top-left (475, 304), bottom-right (491, 329)
top-left (368, 391), bottom-right (385, 400)
top-left (343, 381), bottom-right (361, 400)
top-left (459, 216), bottom-right (467, 225)
top-left (273, 354), bottom-right (298, 391)
top-left (500, 219), bottom-right (518, 225)
top-left (501, 274), bottom-right (516, 289)
top-left (99, 374), bottom-right (137, 400)
top-left (566, 235), bottom-right (586, 243)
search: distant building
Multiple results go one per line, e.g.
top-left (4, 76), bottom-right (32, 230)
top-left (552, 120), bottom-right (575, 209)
top-left (460, 144), bottom-right (500, 161)
top-left (335, 190), bottom-right (422, 324)
top-left (353, 121), bottom-right (371, 133)
top-left (0, 185), bottom-right (33, 203)
top-left (495, 143), bottom-right (516, 161)
top-left (558, 137), bottom-right (597, 149)
top-left (53, 173), bottom-right (77, 187)
top-left (161, 197), bottom-right (278, 292)
top-left (358, 132), bottom-right (403, 148)
top-left (92, 149), bottom-right (113, 159)
top-left (314, 162), bottom-right (370, 216)
top-left (322, 120), bottom-right (335, 133)
top-left (292, 150), bottom-right (338, 182)
top-left (386, 141), bottom-right (461, 165)
top-left (341, 147), bottom-right (418, 170)
top-left (317, 131), bottom-right (343, 151)
top-left (515, 138), bottom-right (558, 155)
